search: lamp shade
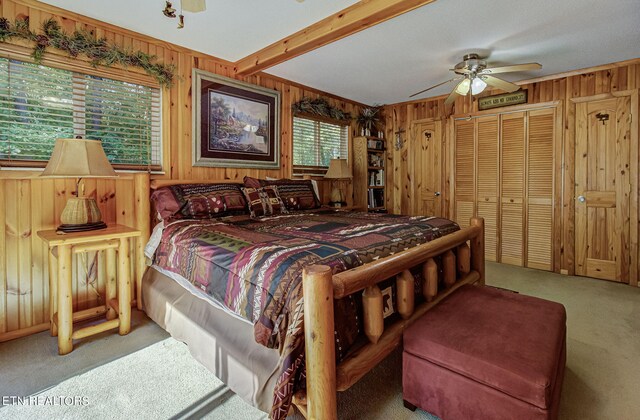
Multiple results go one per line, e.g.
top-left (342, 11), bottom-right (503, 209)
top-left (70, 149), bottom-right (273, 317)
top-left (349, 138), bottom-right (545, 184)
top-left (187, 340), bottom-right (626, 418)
top-left (40, 138), bottom-right (117, 178)
top-left (324, 158), bottom-right (351, 179)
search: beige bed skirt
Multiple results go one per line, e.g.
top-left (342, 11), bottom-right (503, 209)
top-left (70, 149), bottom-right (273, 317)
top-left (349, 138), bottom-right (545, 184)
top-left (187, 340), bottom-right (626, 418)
top-left (142, 267), bottom-right (281, 412)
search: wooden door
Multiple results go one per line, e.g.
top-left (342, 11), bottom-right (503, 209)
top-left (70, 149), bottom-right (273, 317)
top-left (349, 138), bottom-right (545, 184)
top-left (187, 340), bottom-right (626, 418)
top-left (454, 119), bottom-right (475, 227)
top-left (526, 109), bottom-right (555, 271)
top-left (476, 116), bottom-right (499, 261)
top-left (409, 120), bottom-right (442, 216)
top-left (575, 95), bottom-right (632, 282)
top-left (500, 112), bottom-right (526, 266)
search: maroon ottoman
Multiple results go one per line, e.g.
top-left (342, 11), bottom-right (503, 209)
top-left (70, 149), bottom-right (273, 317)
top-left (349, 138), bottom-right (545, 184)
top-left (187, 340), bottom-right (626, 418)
top-left (403, 285), bottom-right (566, 420)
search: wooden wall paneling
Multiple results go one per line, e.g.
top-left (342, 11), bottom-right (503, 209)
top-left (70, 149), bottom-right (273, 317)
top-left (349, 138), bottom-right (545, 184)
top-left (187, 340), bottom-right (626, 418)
top-left (630, 90), bottom-right (639, 286)
top-left (384, 111), bottom-right (394, 211)
top-left (352, 137), bottom-right (368, 210)
top-left (475, 116), bottom-right (499, 261)
top-left (0, 179), bottom-right (6, 333)
top-left (500, 113), bottom-right (526, 266)
top-left (5, 180), bottom-right (20, 332)
top-left (30, 179), bottom-right (44, 325)
top-left (17, 180), bottom-right (32, 328)
top-left (552, 102), bottom-right (564, 273)
top-left (564, 81), bottom-right (577, 274)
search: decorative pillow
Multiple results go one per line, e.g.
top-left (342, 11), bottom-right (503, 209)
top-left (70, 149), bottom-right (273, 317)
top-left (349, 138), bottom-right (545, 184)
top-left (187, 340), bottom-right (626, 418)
top-left (243, 175), bottom-right (262, 189)
top-left (241, 186), bottom-right (288, 218)
top-left (243, 176), bottom-right (321, 211)
top-left (151, 183), bottom-right (248, 221)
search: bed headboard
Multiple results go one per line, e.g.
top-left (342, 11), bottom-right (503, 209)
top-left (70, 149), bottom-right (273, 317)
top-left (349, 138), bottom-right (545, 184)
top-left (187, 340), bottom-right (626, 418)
top-left (150, 178), bottom-right (243, 189)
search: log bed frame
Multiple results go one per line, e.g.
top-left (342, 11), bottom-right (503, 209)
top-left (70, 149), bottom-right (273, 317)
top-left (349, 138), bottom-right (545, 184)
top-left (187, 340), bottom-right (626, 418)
top-left (145, 176), bottom-right (485, 420)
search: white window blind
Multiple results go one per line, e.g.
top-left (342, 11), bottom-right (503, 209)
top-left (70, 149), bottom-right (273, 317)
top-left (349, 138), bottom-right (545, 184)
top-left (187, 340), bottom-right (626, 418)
top-left (0, 58), bottom-right (161, 170)
top-left (293, 116), bottom-right (348, 174)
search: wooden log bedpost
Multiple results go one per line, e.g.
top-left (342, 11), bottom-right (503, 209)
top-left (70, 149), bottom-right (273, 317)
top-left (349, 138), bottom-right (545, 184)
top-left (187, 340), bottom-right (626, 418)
top-left (422, 258), bottom-right (438, 302)
top-left (302, 265), bottom-right (338, 420)
top-left (470, 217), bottom-right (485, 285)
top-left (396, 270), bottom-right (415, 319)
top-left (134, 173), bottom-right (150, 310)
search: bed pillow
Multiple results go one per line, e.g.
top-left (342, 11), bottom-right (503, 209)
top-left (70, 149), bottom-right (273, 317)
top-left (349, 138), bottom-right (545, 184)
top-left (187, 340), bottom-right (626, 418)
top-left (244, 176), bottom-right (321, 211)
top-left (151, 183), bottom-right (248, 221)
top-left (241, 186), bottom-right (288, 218)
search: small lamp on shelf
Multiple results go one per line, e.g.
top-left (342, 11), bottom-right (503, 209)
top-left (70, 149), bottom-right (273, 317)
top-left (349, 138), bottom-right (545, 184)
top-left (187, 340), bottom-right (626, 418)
top-left (324, 158), bottom-right (352, 207)
top-left (40, 137), bottom-right (117, 233)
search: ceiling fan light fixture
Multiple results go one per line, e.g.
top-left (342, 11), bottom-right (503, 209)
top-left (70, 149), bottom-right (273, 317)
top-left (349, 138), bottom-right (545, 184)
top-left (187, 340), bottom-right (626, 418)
top-left (455, 78), bottom-right (471, 95)
top-left (182, 0), bottom-right (206, 13)
top-left (471, 77), bottom-right (487, 95)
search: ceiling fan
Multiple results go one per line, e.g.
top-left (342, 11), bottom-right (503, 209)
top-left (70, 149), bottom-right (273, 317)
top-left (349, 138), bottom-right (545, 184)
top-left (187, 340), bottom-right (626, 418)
top-left (163, 0), bottom-right (206, 28)
top-left (410, 53), bottom-right (542, 106)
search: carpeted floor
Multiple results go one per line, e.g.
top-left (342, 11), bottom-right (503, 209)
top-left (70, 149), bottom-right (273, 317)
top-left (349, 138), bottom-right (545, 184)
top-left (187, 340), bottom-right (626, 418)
top-left (1, 262), bottom-right (639, 419)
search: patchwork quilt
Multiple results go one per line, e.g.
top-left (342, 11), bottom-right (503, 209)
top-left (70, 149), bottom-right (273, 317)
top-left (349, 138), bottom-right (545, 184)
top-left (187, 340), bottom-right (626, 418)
top-left (152, 210), bottom-right (459, 419)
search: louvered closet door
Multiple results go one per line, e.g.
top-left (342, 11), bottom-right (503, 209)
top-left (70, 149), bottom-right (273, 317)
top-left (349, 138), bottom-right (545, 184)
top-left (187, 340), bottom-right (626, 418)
top-left (476, 116), bottom-right (499, 261)
top-left (500, 113), bottom-right (526, 266)
top-left (526, 109), bottom-right (555, 270)
top-left (454, 120), bottom-right (475, 228)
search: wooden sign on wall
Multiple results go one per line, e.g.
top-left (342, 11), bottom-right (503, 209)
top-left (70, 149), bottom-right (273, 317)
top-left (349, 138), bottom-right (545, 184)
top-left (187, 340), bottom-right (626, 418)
top-left (478, 90), bottom-right (528, 110)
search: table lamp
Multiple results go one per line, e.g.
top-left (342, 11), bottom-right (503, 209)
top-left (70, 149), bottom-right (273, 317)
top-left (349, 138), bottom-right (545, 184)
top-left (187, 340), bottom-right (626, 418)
top-left (40, 137), bottom-right (117, 233)
top-left (324, 158), bottom-right (352, 207)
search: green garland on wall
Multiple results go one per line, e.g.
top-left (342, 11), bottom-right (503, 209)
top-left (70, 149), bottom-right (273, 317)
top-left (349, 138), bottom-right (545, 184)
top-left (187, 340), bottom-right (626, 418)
top-left (292, 96), bottom-right (352, 122)
top-left (0, 17), bottom-right (176, 87)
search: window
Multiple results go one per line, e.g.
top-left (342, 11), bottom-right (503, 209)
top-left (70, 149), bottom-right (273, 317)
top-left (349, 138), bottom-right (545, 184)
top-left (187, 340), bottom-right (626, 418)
top-left (0, 58), bottom-right (161, 170)
top-left (292, 116), bottom-right (348, 175)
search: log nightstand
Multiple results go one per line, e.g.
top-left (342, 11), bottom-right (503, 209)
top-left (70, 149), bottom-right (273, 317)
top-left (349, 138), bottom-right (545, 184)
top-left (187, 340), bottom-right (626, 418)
top-left (38, 225), bottom-right (142, 355)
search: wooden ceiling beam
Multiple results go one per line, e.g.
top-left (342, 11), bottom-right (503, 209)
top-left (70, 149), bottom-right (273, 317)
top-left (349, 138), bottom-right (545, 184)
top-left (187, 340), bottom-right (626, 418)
top-left (234, 0), bottom-right (436, 76)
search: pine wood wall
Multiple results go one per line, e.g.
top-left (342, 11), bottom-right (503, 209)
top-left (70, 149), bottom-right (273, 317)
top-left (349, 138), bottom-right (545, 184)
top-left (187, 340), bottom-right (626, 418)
top-left (384, 58), bottom-right (640, 280)
top-left (0, 0), bottom-right (364, 340)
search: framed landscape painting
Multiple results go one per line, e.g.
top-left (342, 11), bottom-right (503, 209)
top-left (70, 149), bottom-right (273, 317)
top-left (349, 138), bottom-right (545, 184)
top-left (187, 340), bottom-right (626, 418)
top-left (192, 69), bottom-right (280, 168)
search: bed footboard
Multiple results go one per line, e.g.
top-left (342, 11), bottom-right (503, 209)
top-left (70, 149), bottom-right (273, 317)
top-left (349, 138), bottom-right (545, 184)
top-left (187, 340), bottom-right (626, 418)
top-left (299, 217), bottom-right (485, 419)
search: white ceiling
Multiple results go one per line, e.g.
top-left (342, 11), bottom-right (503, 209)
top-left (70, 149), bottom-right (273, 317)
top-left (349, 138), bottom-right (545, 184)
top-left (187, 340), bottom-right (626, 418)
top-left (38, 0), bottom-right (359, 62)
top-left (40, 0), bottom-right (640, 105)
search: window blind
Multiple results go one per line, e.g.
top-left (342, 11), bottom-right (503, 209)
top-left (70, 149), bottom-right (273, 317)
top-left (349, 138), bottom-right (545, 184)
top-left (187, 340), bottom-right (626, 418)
top-left (293, 116), bottom-right (348, 174)
top-left (0, 58), bottom-right (161, 170)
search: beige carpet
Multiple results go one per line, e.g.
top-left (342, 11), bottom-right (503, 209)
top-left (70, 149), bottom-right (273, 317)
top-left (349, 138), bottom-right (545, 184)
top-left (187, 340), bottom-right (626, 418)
top-left (1, 262), bottom-right (639, 419)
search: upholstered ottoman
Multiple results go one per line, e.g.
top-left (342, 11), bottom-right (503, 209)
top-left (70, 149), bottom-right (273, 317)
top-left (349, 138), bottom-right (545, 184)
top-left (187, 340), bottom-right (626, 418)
top-left (403, 285), bottom-right (566, 420)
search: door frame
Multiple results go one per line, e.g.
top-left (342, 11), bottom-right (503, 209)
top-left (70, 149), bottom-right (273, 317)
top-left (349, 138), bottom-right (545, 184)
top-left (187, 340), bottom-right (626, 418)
top-left (570, 90), bottom-right (639, 285)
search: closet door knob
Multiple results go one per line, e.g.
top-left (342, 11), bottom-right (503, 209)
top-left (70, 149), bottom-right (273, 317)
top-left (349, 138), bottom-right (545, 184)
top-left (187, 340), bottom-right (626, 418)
top-left (577, 195), bottom-right (586, 203)
top-left (434, 191), bottom-right (441, 197)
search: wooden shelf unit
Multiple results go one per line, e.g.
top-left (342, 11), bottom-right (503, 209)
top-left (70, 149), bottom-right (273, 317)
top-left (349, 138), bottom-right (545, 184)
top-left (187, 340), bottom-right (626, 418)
top-left (354, 136), bottom-right (387, 212)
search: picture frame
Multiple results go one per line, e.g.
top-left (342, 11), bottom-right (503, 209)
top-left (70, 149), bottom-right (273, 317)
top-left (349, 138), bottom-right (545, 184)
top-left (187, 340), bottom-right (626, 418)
top-left (192, 69), bottom-right (280, 168)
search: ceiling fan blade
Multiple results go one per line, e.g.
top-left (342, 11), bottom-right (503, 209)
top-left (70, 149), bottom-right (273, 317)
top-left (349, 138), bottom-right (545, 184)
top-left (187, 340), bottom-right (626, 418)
top-left (451, 68), bottom-right (472, 74)
top-left (409, 77), bottom-right (462, 98)
top-left (481, 75), bottom-right (520, 93)
top-left (480, 63), bottom-right (541, 74)
top-left (444, 80), bottom-right (466, 106)
top-left (182, 0), bottom-right (206, 12)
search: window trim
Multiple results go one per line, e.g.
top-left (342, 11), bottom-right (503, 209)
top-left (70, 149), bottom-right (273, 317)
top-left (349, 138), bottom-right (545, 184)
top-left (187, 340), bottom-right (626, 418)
top-left (292, 114), bottom-right (350, 176)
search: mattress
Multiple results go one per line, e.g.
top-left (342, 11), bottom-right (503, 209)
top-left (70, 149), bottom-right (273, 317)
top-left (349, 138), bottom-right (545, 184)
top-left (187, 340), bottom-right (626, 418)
top-left (142, 266), bottom-right (280, 412)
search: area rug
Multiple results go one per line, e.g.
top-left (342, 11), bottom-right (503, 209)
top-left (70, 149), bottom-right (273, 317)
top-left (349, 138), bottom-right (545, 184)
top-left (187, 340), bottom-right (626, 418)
top-left (0, 337), bottom-right (438, 420)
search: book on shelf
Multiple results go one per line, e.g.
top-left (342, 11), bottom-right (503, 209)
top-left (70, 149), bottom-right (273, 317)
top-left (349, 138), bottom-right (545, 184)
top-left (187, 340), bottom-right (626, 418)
top-left (369, 169), bottom-right (384, 187)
